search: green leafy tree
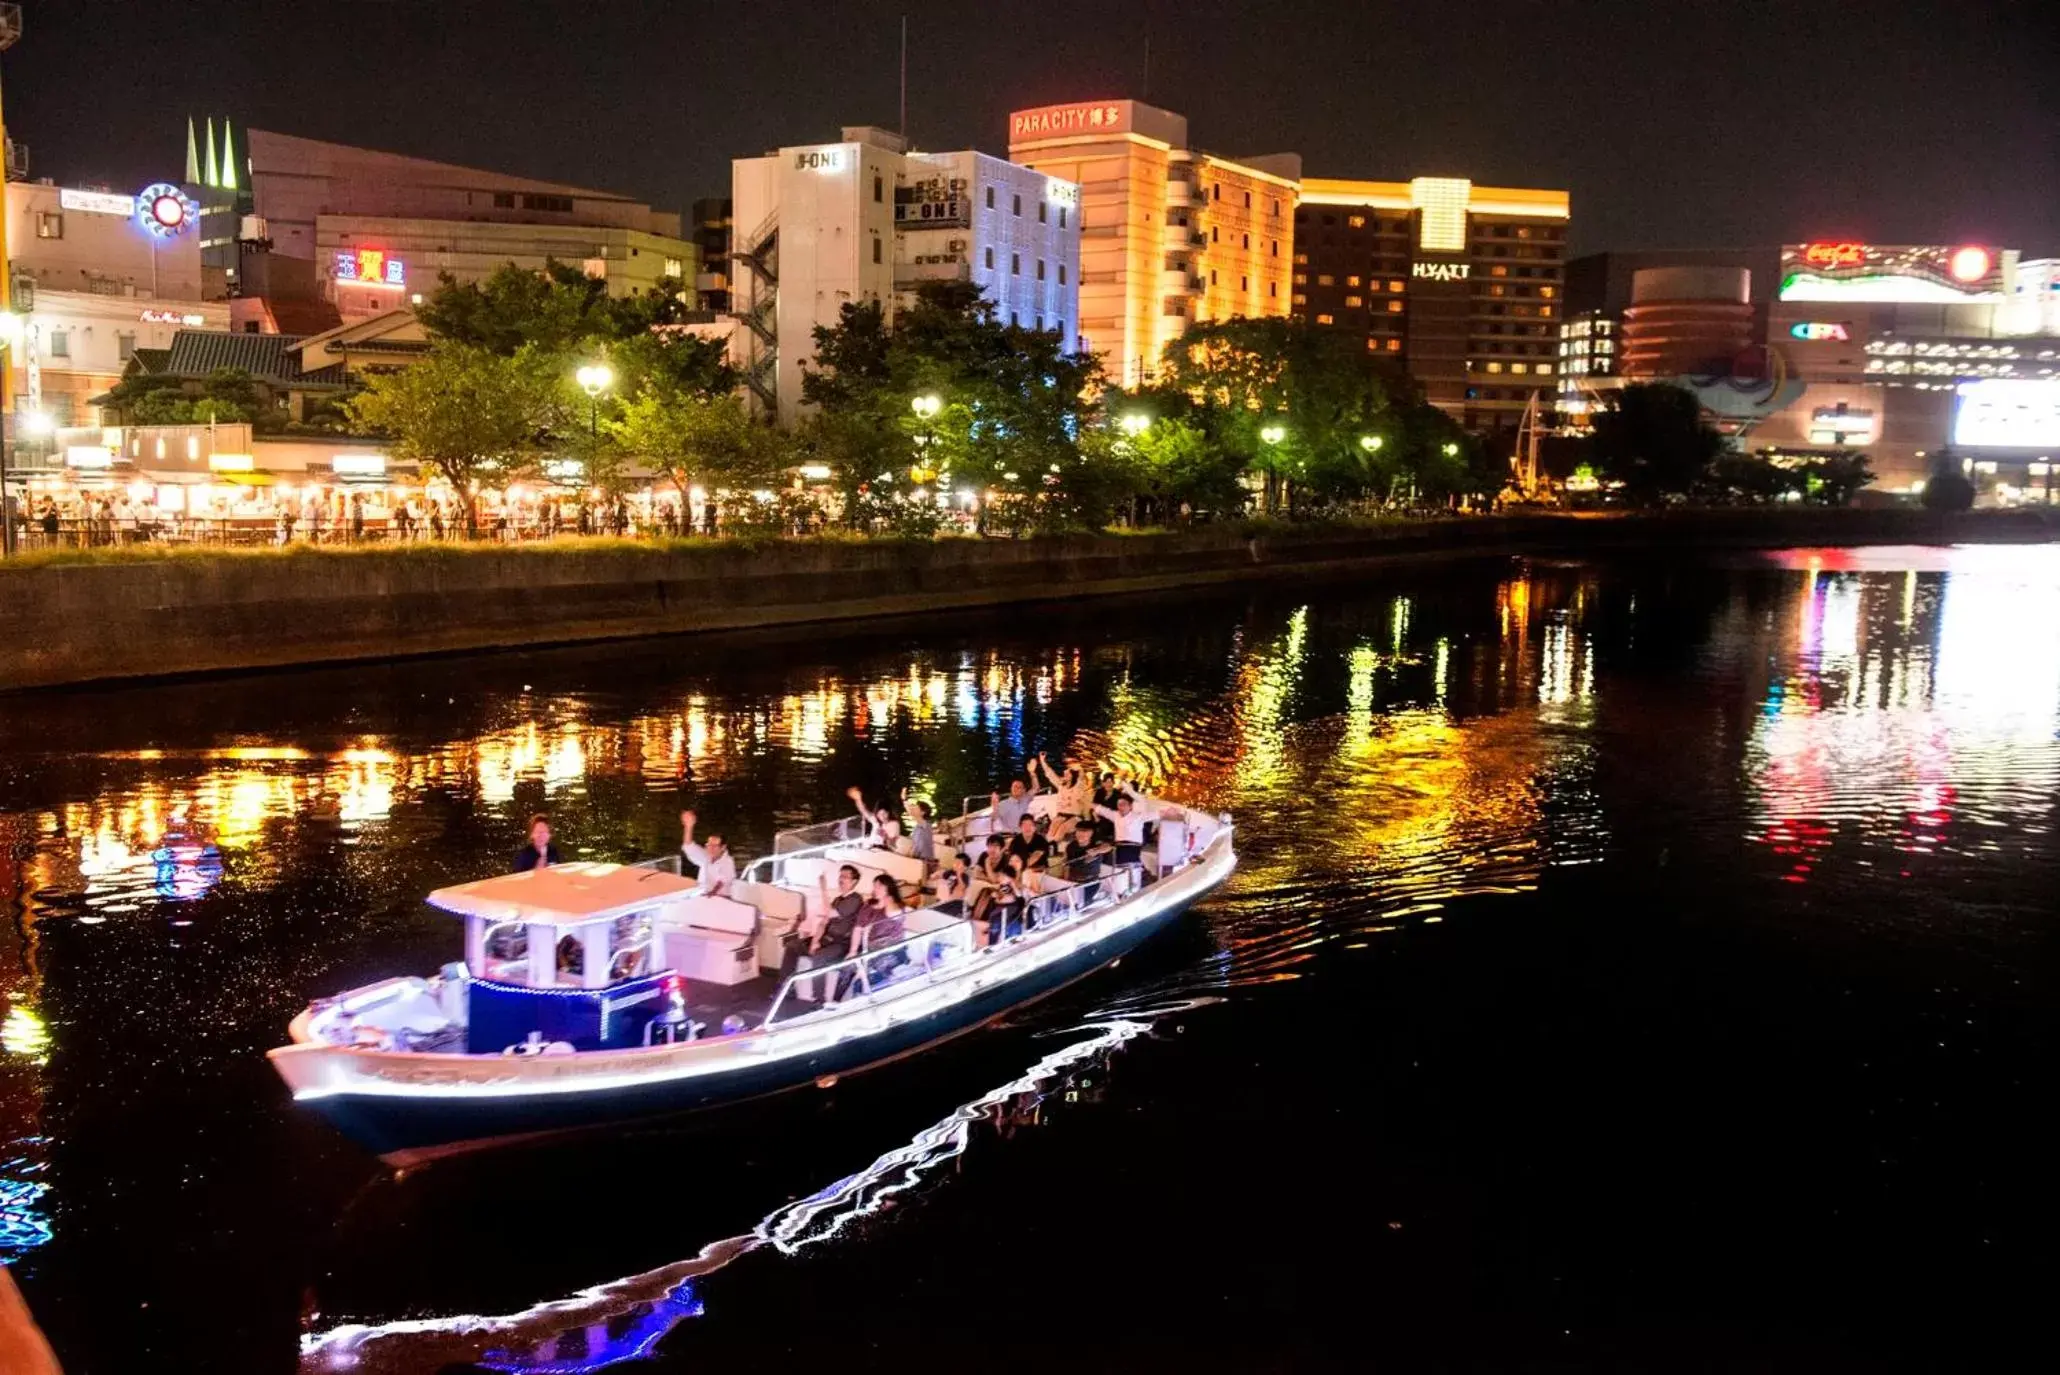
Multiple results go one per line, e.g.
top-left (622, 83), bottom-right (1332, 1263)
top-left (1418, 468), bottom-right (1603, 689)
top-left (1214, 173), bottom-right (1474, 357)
top-left (346, 345), bottom-right (554, 531)
top-left (1587, 382), bottom-right (1725, 504)
top-left (609, 389), bottom-right (782, 511)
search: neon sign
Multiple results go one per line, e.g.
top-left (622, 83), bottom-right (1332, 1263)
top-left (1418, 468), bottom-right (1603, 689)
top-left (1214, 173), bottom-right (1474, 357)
top-left (334, 249), bottom-right (407, 288)
top-left (140, 309), bottom-right (207, 326)
top-left (60, 188), bottom-right (136, 217)
top-left (1948, 245), bottom-right (1992, 283)
top-left (1009, 102), bottom-right (1129, 140)
top-left (1411, 261), bottom-right (1470, 282)
top-left (792, 148), bottom-right (845, 173)
top-left (1789, 321), bottom-right (1851, 341)
top-left (1803, 241), bottom-right (1866, 268)
top-left (135, 183), bottom-right (196, 239)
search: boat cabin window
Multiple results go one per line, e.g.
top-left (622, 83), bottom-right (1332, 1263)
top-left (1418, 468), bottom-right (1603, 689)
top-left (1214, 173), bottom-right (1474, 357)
top-left (481, 923), bottom-right (529, 981)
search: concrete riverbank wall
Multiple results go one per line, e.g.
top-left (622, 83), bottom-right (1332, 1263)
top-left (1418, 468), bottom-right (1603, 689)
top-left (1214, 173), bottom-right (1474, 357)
top-left (5, 508), bottom-right (2058, 691)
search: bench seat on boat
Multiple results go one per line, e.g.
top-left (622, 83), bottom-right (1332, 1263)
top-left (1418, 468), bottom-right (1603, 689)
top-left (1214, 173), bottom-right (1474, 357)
top-left (823, 843), bottom-right (927, 893)
top-left (731, 879), bottom-right (806, 972)
top-left (655, 895), bottom-right (758, 986)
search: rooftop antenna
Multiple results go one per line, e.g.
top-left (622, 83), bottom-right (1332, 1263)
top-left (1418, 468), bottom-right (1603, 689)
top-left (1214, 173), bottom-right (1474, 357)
top-left (898, 14), bottom-right (907, 139)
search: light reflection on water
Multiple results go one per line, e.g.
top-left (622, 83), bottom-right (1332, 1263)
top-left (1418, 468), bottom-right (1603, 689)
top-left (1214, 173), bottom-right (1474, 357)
top-left (1, 547), bottom-right (2057, 1370)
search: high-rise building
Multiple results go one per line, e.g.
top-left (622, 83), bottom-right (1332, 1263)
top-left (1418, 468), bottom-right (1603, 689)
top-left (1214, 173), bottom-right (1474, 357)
top-left (1556, 248), bottom-right (1780, 421)
top-left (730, 125), bottom-right (1080, 422)
top-left (1294, 177), bottom-right (1569, 430)
top-left (1006, 99), bottom-right (1298, 389)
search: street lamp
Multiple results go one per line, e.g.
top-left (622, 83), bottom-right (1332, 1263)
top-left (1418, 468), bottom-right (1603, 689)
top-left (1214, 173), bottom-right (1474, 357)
top-left (1120, 412), bottom-right (1151, 437)
top-left (1360, 435), bottom-right (1384, 453)
top-left (1260, 424), bottom-right (1286, 444)
top-left (575, 362), bottom-right (614, 442)
top-left (910, 393), bottom-right (942, 420)
top-left (1442, 441), bottom-right (1460, 457)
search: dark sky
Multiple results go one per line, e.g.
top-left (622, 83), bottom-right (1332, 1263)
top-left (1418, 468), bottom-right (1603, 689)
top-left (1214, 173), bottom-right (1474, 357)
top-left (6, 0), bottom-right (2056, 256)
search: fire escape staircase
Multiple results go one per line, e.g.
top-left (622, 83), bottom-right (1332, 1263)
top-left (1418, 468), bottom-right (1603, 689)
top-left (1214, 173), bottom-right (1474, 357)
top-left (731, 212), bottom-right (780, 411)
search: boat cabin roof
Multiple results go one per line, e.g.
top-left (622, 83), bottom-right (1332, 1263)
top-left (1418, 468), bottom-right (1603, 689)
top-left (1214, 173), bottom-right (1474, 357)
top-left (427, 862), bottom-right (698, 928)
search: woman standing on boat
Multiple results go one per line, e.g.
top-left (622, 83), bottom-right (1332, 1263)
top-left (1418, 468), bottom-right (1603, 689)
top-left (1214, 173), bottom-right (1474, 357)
top-left (512, 815), bottom-right (561, 871)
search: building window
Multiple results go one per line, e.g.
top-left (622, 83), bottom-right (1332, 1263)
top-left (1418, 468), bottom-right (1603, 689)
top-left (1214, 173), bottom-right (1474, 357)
top-left (1388, 279), bottom-right (1404, 292)
top-left (1387, 300), bottom-right (1402, 313)
top-left (872, 237), bottom-right (882, 264)
top-left (1210, 269), bottom-right (1218, 285)
top-left (1054, 318), bottom-right (1064, 336)
top-left (1243, 190), bottom-right (1252, 207)
top-left (1293, 293), bottom-right (1307, 305)
top-left (986, 186), bottom-right (996, 209)
top-left (1316, 313), bottom-right (1334, 325)
top-left (1213, 184), bottom-right (1221, 201)
top-left (36, 212), bottom-right (62, 239)
top-left (1540, 285), bottom-right (1556, 299)
top-left (1486, 362), bottom-right (1504, 374)
top-left (1271, 198), bottom-right (1281, 215)
top-left (1345, 295), bottom-right (1363, 307)
top-left (1012, 193), bottom-right (1022, 216)
top-left (1491, 265), bottom-right (1508, 277)
top-left (1537, 362), bottom-right (1553, 375)
top-left (1511, 362), bottom-right (1528, 374)
top-left (520, 193), bottom-right (574, 212)
top-left (1270, 282), bottom-right (1277, 297)
top-left (1035, 314), bottom-right (1043, 330)
top-left (1317, 274), bottom-right (1334, 286)
top-left (48, 329), bottom-right (69, 358)
top-left (1211, 226), bottom-right (1219, 243)
top-left (1059, 206), bottom-right (1068, 229)
top-left (873, 174), bottom-right (883, 203)
top-left (1293, 273), bottom-right (1308, 285)
top-left (1271, 239), bottom-right (1279, 257)
top-left (1037, 258), bottom-right (1047, 280)
top-left (1387, 338), bottom-right (1401, 352)
top-left (493, 192), bottom-right (515, 208)
top-left (1010, 311), bottom-right (1019, 326)
top-left (1241, 275), bottom-right (1249, 290)
top-left (1347, 215), bottom-right (1366, 229)
top-left (117, 332), bottom-right (137, 360)
top-left (985, 247), bottom-right (995, 269)
top-left (664, 257), bottom-right (684, 277)
top-left (1011, 253), bottom-right (1020, 274)
top-left (1490, 284), bottom-right (1506, 297)
top-left (1539, 305), bottom-right (1553, 318)
top-left (1059, 264), bottom-right (1067, 285)
top-left (1294, 253), bottom-right (1309, 265)
top-left (1039, 200), bottom-right (1048, 223)
top-left (1517, 226), bottom-right (1532, 239)
top-left (1242, 233), bottom-right (1250, 249)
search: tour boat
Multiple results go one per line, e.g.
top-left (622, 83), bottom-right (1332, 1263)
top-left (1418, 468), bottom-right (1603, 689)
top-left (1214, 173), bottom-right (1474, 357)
top-left (267, 794), bottom-right (1235, 1165)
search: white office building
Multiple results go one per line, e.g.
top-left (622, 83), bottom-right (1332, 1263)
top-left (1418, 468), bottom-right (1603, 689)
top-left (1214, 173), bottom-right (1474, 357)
top-left (731, 125), bottom-right (1080, 422)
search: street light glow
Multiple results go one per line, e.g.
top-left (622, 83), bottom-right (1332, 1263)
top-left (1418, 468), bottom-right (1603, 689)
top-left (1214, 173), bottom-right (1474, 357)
top-left (911, 394), bottom-right (942, 419)
top-left (21, 410), bottom-right (55, 437)
top-left (1360, 435), bottom-right (1384, 452)
top-left (575, 363), bottom-right (614, 398)
top-left (1120, 413), bottom-right (1151, 436)
top-left (1260, 424), bottom-right (1286, 444)
top-left (1442, 442), bottom-right (1460, 456)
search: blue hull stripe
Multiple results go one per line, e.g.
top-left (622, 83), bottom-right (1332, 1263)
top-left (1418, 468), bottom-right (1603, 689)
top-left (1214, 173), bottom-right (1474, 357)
top-left (306, 892), bottom-right (1199, 1162)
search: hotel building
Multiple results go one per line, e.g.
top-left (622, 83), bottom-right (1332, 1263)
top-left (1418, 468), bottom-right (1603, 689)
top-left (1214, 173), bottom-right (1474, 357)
top-left (1006, 100), bottom-right (1299, 389)
top-left (1293, 178), bottom-right (1570, 430)
top-left (730, 125), bottom-right (1080, 422)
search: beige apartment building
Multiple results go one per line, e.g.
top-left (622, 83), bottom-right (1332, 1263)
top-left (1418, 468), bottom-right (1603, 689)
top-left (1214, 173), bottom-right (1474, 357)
top-left (1007, 99), bottom-right (1298, 388)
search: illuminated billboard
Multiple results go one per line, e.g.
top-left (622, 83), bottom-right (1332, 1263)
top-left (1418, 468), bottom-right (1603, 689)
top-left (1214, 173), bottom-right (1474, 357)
top-left (1953, 378), bottom-right (2060, 448)
top-left (333, 248), bottom-right (407, 288)
top-left (1779, 242), bottom-right (2003, 303)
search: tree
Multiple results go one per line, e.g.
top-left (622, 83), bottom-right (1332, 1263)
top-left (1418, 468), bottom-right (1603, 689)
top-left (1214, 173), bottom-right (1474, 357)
top-left (346, 345), bottom-right (554, 531)
top-left (609, 389), bottom-right (781, 512)
top-left (1802, 452), bottom-right (1875, 506)
top-left (1920, 449), bottom-right (1975, 511)
top-left (1587, 382), bottom-right (1725, 504)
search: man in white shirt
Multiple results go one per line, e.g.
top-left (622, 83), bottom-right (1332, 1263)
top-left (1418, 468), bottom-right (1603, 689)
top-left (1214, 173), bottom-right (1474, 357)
top-left (990, 774), bottom-right (1033, 836)
top-left (679, 809), bottom-right (737, 896)
top-left (1092, 779), bottom-right (1149, 869)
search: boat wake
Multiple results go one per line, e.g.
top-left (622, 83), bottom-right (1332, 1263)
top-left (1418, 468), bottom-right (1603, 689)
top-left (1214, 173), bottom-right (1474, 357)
top-left (299, 996), bottom-right (1219, 1374)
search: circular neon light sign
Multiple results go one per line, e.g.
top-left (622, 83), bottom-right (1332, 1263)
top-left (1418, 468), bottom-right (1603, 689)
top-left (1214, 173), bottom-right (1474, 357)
top-left (135, 182), bottom-right (196, 238)
top-left (1947, 245), bottom-right (1991, 283)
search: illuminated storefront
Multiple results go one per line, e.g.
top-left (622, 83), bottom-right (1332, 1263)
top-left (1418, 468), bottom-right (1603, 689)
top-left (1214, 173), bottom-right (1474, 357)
top-left (1758, 242), bottom-right (2060, 495)
top-left (1007, 99), bottom-right (1299, 390)
top-left (1296, 177), bottom-right (1570, 430)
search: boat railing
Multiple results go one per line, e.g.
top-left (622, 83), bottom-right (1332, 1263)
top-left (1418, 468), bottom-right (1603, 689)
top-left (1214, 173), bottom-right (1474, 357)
top-left (629, 854), bottom-right (684, 876)
top-left (762, 861), bottom-right (1149, 1027)
top-left (772, 816), bottom-right (873, 854)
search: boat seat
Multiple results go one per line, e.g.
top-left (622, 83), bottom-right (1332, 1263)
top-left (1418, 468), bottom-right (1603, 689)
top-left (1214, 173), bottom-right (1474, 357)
top-left (656, 895), bottom-right (758, 986)
top-left (824, 844), bottom-right (926, 891)
top-left (733, 878), bottom-right (806, 971)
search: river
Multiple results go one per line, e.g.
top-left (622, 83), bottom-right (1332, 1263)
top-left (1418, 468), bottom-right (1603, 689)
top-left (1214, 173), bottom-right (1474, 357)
top-left (2, 545), bottom-right (2054, 1371)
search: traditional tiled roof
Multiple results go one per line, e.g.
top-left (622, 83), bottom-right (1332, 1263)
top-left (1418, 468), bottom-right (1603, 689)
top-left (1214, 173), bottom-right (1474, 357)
top-left (128, 347), bottom-right (172, 375)
top-left (164, 330), bottom-right (307, 381)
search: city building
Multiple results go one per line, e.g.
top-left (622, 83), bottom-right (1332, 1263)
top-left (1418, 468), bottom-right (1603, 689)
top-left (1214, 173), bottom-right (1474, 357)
top-left (1006, 99), bottom-right (1299, 389)
top-left (1558, 248), bottom-right (1779, 417)
top-left (1618, 267), bottom-right (1758, 378)
top-left (5, 177), bottom-right (227, 428)
top-left (189, 123), bottom-right (698, 328)
top-left (730, 125), bottom-right (1080, 421)
top-left (1754, 240), bottom-right (2060, 494)
top-left (690, 196), bottom-right (731, 312)
top-left (1294, 177), bottom-right (1569, 430)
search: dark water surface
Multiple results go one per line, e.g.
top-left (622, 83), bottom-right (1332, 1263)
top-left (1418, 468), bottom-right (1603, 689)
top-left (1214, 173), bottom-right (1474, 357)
top-left (2, 547), bottom-right (2054, 1372)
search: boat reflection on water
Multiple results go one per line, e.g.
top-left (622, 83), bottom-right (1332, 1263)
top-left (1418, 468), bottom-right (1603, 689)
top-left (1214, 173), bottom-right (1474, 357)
top-left (299, 1000), bottom-right (1211, 1374)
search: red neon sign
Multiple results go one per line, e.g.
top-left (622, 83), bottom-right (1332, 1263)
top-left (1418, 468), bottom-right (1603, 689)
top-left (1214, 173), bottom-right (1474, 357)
top-left (1802, 241), bottom-right (1866, 268)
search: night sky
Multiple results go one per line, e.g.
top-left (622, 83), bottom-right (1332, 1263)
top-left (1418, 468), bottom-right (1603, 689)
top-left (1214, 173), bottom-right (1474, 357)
top-left (6, 0), bottom-right (2055, 256)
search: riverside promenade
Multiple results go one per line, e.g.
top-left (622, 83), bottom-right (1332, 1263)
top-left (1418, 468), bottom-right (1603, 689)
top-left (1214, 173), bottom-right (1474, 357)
top-left (5, 508), bottom-right (2058, 691)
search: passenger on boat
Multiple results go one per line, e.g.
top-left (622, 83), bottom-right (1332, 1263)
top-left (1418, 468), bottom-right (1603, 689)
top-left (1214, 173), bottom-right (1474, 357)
top-left (779, 863), bottom-right (865, 987)
top-left (512, 814), bottom-right (562, 872)
top-left (983, 874), bottom-right (1026, 944)
top-left (1006, 812), bottom-right (1053, 875)
top-left (1061, 818), bottom-right (1109, 878)
top-left (976, 834), bottom-right (1012, 886)
top-left (1090, 774), bottom-right (1121, 844)
top-left (990, 773), bottom-right (1034, 835)
top-left (844, 875), bottom-right (909, 997)
top-left (1093, 779), bottom-right (1148, 869)
top-left (932, 867), bottom-right (969, 917)
top-left (1034, 751), bottom-right (1093, 821)
top-left (903, 792), bottom-right (937, 864)
top-left (678, 810), bottom-right (737, 896)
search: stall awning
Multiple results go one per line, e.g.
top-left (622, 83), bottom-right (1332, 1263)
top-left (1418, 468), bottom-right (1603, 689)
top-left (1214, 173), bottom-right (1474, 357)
top-left (216, 471), bottom-right (276, 487)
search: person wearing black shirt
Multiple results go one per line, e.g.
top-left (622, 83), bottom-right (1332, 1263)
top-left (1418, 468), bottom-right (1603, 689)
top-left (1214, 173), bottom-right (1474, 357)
top-left (1061, 819), bottom-right (1108, 879)
top-left (1005, 813), bottom-right (1051, 875)
top-left (512, 814), bottom-right (562, 872)
top-left (779, 865), bottom-right (867, 999)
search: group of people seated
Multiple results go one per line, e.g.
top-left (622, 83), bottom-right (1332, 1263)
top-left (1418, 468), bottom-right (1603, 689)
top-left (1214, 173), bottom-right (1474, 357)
top-left (664, 752), bottom-right (1168, 1004)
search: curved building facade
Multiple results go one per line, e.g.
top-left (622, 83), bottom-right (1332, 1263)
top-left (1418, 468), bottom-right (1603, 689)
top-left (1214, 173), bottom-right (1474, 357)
top-left (1619, 266), bottom-right (1755, 377)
